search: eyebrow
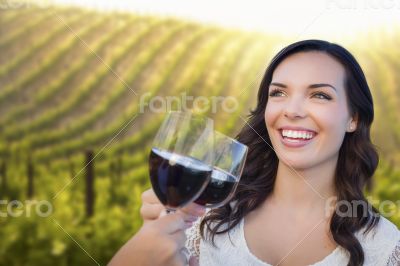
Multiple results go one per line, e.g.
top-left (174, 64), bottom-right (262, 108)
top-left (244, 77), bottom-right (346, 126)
top-left (270, 82), bottom-right (337, 92)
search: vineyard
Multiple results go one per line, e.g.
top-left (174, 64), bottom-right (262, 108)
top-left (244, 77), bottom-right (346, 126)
top-left (0, 5), bottom-right (399, 266)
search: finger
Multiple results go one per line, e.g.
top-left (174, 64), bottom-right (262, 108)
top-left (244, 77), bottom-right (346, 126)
top-left (140, 202), bottom-right (165, 221)
top-left (154, 212), bottom-right (193, 234)
top-left (179, 203), bottom-right (206, 218)
top-left (141, 188), bottom-right (161, 204)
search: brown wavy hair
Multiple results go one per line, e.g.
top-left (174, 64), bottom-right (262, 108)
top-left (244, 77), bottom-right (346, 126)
top-left (200, 39), bottom-right (380, 266)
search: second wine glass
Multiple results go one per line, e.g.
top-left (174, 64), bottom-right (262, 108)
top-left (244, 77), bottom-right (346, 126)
top-left (194, 131), bottom-right (248, 208)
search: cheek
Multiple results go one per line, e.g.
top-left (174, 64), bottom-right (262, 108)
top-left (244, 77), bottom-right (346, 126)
top-left (264, 103), bottom-right (281, 129)
top-left (264, 104), bottom-right (281, 140)
top-left (313, 107), bottom-right (348, 143)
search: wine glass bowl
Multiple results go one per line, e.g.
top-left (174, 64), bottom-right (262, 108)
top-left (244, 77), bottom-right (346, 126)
top-left (149, 111), bottom-right (214, 211)
top-left (194, 131), bottom-right (248, 208)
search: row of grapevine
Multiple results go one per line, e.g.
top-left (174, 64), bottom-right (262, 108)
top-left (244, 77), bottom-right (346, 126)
top-left (1, 5), bottom-right (400, 266)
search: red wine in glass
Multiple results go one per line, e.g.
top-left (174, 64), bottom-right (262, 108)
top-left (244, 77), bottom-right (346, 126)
top-left (194, 167), bottom-right (237, 206)
top-left (194, 131), bottom-right (248, 208)
top-left (149, 148), bottom-right (212, 209)
top-left (148, 111), bottom-right (214, 212)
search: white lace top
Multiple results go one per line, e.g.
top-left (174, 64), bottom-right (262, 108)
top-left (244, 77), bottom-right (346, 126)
top-left (186, 215), bottom-right (400, 265)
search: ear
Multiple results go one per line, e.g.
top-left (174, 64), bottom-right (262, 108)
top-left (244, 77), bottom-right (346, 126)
top-left (347, 113), bottom-right (358, 132)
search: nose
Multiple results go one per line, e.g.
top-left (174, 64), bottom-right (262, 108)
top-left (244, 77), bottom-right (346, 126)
top-left (284, 97), bottom-right (307, 119)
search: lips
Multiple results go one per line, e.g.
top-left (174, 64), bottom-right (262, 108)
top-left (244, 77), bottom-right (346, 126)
top-left (277, 126), bottom-right (318, 148)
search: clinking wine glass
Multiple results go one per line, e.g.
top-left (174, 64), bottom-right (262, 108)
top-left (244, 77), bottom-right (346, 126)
top-left (194, 131), bottom-right (248, 208)
top-left (148, 111), bottom-right (214, 212)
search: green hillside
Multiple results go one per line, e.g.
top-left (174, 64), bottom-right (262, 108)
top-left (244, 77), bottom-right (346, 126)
top-left (0, 5), bottom-right (399, 265)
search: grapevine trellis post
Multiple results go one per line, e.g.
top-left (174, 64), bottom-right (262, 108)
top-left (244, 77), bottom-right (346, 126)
top-left (0, 159), bottom-right (7, 195)
top-left (85, 150), bottom-right (95, 217)
top-left (27, 155), bottom-right (34, 198)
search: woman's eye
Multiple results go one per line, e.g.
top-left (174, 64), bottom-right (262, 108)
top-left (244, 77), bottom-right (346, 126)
top-left (312, 92), bottom-right (332, 100)
top-left (268, 89), bottom-right (285, 97)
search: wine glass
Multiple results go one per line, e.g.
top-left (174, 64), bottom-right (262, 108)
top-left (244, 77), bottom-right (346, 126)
top-left (149, 111), bottom-right (214, 212)
top-left (194, 131), bottom-right (248, 208)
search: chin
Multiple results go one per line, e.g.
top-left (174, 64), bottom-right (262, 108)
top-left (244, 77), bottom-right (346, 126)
top-left (278, 156), bottom-right (316, 171)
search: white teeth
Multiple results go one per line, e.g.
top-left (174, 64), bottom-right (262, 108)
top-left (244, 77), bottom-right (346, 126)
top-left (282, 129), bottom-right (314, 140)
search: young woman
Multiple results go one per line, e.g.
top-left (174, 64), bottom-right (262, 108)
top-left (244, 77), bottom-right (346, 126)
top-left (109, 40), bottom-right (400, 266)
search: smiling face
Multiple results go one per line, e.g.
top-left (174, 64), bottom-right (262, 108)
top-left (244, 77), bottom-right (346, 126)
top-left (265, 51), bottom-right (357, 170)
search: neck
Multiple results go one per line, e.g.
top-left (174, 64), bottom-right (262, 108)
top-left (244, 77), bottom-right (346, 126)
top-left (269, 156), bottom-right (338, 216)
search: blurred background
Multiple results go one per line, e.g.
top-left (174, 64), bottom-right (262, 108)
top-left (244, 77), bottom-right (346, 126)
top-left (0, 0), bottom-right (399, 265)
